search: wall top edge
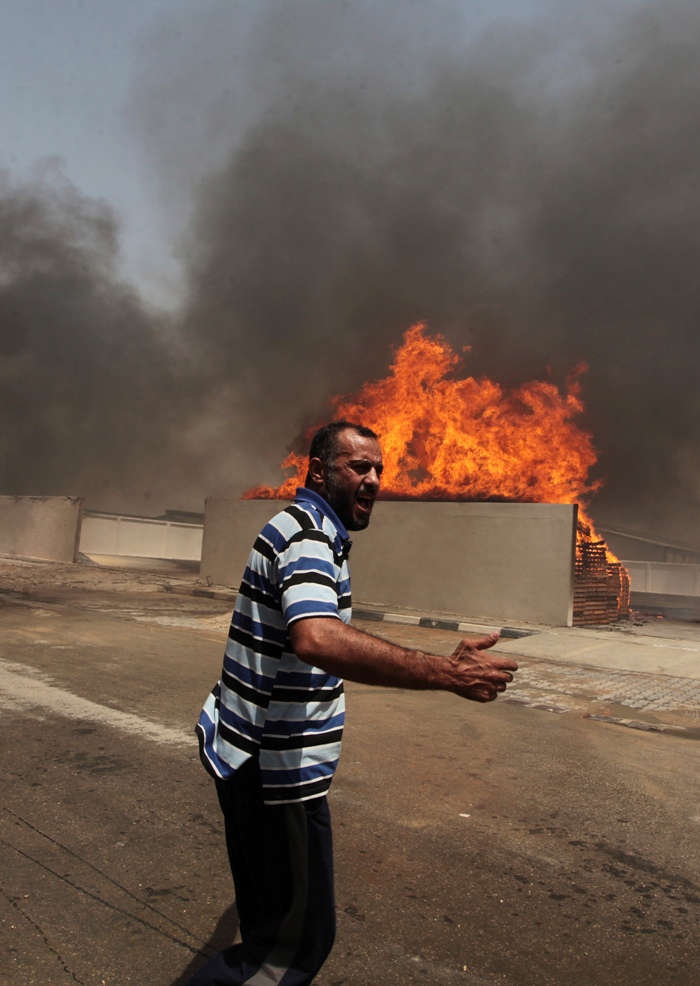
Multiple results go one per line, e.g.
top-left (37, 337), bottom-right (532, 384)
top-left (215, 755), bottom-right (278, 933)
top-left (205, 498), bottom-right (576, 513)
top-left (0, 495), bottom-right (84, 504)
top-left (83, 512), bottom-right (203, 529)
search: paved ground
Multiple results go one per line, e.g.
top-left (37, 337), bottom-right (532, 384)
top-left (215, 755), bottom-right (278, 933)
top-left (1, 558), bottom-right (700, 985)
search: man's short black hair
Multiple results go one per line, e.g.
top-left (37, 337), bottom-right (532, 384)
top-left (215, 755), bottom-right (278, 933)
top-left (309, 421), bottom-right (379, 468)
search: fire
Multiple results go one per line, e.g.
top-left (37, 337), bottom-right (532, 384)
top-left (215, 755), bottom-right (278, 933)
top-left (246, 323), bottom-right (629, 622)
top-left (247, 322), bottom-right (602, 508)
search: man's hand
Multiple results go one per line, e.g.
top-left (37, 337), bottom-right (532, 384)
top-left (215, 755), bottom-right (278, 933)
top-left (444, 631), bottom-right (518, 703)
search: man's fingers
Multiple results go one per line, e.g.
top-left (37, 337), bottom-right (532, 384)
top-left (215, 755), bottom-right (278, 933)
top-left (451, 645), bottom-right (519, 675)
top-left (451, 633), bottom-right (501, 659)
top-left (470, 685), bottom-right (497, 702)
top-left (490, 656), bottom-right (519, 672)
top-left (449, 636), bottom-right (519, 701)
top-left (454, 634), bottom-right (519, 669)
top-left (492, 668), bottom-right (515, 682)
top-left (489, 674), bottom-right (513, 688)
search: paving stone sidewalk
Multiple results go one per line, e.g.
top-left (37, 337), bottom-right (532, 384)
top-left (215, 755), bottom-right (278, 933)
top-left (506, 659), bottom-right (700, 711)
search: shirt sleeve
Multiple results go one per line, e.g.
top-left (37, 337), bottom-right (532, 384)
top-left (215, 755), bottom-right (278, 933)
top-left (277, 528), bottom-right (341, 626)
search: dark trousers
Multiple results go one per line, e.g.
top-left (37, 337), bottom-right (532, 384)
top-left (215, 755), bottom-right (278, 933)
top-left (187, 757), bottom-right (336, 986)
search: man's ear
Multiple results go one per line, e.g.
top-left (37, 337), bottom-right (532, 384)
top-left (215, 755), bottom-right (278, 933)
top-left (307, 456), bottom-right (326, 489)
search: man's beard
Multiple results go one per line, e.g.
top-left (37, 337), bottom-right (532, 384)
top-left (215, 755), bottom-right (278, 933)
top-left (325, 471), bottom-right (371, 532)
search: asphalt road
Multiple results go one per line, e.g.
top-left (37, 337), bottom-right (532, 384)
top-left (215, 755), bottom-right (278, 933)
top-left (1, 565), bottom-right (699, 985)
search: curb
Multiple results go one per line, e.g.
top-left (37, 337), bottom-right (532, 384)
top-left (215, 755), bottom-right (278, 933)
top-left (584, 713), bottom-right (687, 733)
top-left (353, 607), bottom-right (538, 639)
top-left (165, 585), bottom-right (239, 602)
top-left (163, 583), bottom-right (540, 639)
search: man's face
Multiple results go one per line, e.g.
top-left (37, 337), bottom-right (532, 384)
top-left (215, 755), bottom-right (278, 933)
top-left (322, 430), bottom-right (383, 531)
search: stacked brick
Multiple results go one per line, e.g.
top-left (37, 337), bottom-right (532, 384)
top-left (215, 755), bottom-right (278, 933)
top-left (573, 528), bottom-right (631, 625)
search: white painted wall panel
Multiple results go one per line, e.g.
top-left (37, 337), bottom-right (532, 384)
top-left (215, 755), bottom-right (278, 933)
top-left (625, 561), bottom-right (700, 596)
top-left (80, 513), bottom-right (203, 561)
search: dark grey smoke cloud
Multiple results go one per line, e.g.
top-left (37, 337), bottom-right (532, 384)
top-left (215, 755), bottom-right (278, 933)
top-left (0, 164), bottom-right (252, 511)
top-left (4, 0), bottom-right (700, 543)
top-left (0, 164), bottom-right (169, 509)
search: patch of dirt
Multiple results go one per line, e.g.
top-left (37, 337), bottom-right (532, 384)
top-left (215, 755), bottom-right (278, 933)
top-left (0, 557), bottom-right (199, 596)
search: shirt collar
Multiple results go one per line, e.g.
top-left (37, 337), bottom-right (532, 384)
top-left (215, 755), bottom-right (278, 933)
top-left (294, 487), bottom-right (352, 549)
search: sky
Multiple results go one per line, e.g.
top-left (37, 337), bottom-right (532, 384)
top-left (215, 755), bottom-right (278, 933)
top-left (0, 0), bottom-right (616, 307)
top-left (1, 0), bottom-right (700, 547)
top-left (1, 0), bottom-right (189, 305)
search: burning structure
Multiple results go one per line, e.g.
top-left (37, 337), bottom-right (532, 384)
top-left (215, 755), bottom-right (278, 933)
top-left (5, 4), bottom-right (700, 564)
top-left (245, 324), bottom-right (630, 626)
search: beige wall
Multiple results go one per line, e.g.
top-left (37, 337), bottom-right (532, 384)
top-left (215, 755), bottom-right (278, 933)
top-left (201, 498), bottom-right (577, 626)
top-left (201, 499), bottom-right (283, 590)
top-left (350, 501), bottom-right (577, 626)
top-left (0, 495), bottom-right (84, 563)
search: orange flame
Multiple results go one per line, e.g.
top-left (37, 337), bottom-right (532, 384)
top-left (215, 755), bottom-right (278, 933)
top-left (246, 322), bottom-right (628, 619)
top-left (246, 322), bottom-right (603, 509)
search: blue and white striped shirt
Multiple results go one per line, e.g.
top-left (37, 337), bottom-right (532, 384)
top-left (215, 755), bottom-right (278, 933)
top-left (196, 488), bottom-right (352, 804)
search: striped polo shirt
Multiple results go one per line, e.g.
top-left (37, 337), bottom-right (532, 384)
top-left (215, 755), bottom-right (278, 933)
top-left (196, 487), bottom-right (352, 804)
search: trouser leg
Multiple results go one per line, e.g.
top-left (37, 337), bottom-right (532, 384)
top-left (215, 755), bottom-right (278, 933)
top-left (216, 761), bottom-right (263, 944)
top-left (187, 758), bottom-right (336, 986)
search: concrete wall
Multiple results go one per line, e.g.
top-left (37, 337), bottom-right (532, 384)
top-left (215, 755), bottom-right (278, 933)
top-left (0, 495), bottom-right (84, 563)
top-left (80, 512), bottom-right (203, 561)
top-left (201, 499), bottom-right (281, 589)
top-left (201, 499), bottom-right (578, 627)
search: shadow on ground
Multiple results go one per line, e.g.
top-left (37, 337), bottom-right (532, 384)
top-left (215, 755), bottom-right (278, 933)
top-left (170, 903), bottom-right (240, 986)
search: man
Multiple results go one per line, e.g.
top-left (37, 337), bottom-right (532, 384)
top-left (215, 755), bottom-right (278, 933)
top-left (190, 421), bottom-right (518, 986)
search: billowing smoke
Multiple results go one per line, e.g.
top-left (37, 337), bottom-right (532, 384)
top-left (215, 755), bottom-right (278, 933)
top-left (0, 164), bottom-right (174, 510)
top-left (3, 0), bottom-right (700, 543)
top-left (0, 165), bottom-right (249, 510)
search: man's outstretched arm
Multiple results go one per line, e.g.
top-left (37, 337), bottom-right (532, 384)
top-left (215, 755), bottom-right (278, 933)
top-left (290, 618), bottom-right (518, 703)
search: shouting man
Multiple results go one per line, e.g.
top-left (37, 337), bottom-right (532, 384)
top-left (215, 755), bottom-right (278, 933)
top-left (190, 421), bottom-right (518, 986)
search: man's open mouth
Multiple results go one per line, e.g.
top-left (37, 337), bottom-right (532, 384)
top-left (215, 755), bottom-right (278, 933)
top-left (355, 494), bottom-right (375, 513)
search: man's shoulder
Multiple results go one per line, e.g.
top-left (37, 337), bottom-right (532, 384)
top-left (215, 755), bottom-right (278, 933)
top-left (258, 501), bottom-right (325, 548)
